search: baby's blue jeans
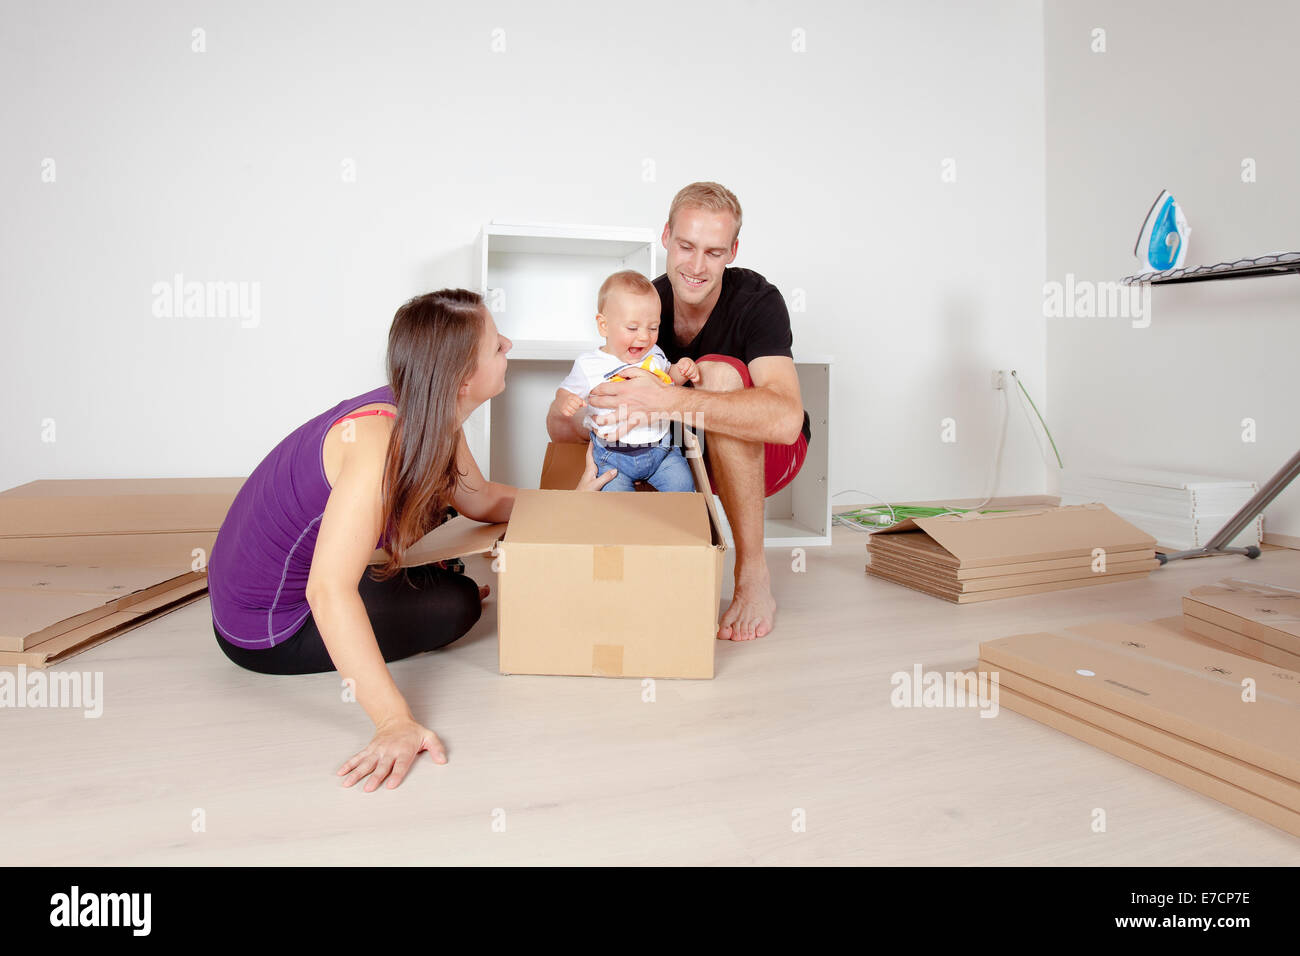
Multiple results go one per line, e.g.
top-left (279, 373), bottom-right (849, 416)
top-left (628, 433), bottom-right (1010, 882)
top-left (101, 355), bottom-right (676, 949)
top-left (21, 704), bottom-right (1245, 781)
top-left (590, 432), bottom-right (695, 493)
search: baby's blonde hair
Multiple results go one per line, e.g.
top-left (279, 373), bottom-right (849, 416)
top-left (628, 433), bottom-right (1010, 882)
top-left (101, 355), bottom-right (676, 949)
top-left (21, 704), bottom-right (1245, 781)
top-left (667, 182), bottom-right (743, 244)
top-left (597, 269), bottom-right (657, 314)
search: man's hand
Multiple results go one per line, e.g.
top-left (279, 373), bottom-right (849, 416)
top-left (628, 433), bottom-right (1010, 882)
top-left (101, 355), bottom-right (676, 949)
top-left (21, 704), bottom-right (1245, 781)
top-left (588, 366), bottom-right (677, 440)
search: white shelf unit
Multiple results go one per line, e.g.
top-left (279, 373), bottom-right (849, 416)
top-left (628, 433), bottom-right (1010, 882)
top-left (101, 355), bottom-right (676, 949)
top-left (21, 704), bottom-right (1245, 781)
top-left (467, 221), bottom-right (832, 548)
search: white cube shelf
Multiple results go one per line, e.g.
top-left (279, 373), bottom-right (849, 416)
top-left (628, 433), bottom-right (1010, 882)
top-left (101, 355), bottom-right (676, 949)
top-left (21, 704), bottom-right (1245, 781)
top-left (465, 221), bottom-right (832, 548)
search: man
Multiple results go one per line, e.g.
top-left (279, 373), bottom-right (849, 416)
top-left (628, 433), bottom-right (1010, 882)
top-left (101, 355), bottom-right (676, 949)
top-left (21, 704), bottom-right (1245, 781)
top-left (551, 181), bottom-right (810, 642)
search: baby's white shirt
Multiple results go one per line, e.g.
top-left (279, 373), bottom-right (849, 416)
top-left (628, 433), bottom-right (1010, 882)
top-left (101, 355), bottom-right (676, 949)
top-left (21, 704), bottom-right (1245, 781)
top-left (558, 345), bottom-right (672, 444)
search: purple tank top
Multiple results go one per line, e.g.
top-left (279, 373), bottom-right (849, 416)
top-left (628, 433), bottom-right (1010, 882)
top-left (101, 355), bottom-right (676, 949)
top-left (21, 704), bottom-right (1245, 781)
top-left (209, 385), bottom-right (396, 649)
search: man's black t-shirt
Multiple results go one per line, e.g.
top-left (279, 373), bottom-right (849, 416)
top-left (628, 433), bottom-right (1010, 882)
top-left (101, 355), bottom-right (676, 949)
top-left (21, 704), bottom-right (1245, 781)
top-left (652, 267), bottom-right (811, 445)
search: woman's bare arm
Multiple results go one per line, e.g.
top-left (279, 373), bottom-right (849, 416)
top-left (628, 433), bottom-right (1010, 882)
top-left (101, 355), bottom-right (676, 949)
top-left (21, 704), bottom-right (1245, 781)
top-left (305, 418), bottom-right (413, 729)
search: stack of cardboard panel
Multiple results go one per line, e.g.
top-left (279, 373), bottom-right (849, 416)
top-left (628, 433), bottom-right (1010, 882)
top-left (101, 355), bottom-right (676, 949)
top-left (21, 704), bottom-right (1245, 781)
top-left (980, 619), bottom-right (1300, 838)
top-left (0, 478), bottom-right (243, 666)
top-left (865, 504), bottom-right (1159, 603)
top-left (1182, 579), bottom-right (1300, 672)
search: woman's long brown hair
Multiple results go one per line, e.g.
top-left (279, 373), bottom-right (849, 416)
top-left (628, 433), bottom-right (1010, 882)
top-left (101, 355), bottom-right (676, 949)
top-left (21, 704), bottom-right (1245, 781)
top-left (368, 289), bottom-right (486, 582)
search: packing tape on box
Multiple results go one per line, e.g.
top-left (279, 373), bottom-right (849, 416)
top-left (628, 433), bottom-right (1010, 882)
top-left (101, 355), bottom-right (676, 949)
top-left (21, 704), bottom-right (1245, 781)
top-left (592, 644), bottom-right (624, 676)
top-left (592, 545), bottom-right (624, 582)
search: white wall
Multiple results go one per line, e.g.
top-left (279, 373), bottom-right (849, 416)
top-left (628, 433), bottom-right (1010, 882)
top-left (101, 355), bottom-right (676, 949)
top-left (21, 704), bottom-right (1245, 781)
top-left (1044, 0), bottom-right (1300, 538)
top-left (1, 0), bottom-right (1048, 510)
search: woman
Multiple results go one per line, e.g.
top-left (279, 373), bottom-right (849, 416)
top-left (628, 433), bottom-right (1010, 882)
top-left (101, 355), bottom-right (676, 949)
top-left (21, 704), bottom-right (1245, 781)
top-left (207, 289), bottom-right (617, 792)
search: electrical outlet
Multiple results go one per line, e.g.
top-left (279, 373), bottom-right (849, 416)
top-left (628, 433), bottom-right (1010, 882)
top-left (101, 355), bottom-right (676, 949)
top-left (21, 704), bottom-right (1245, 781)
top-left (992, 369), bottom-right (1008, 390)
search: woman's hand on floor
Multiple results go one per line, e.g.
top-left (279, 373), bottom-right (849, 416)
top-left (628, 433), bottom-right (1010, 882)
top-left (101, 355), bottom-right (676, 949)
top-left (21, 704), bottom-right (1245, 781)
top-left (338, 715), bottom-right (447, 791)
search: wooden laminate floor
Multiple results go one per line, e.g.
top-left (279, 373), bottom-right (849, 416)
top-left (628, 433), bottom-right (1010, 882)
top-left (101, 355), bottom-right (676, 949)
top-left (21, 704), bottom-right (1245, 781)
top-left (3, 527), bottom-right (1298, 865)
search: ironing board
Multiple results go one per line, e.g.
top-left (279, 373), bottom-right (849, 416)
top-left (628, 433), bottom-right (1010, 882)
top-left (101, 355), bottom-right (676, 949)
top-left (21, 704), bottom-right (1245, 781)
top-left (1123, 253), bottom-right (1300, 564)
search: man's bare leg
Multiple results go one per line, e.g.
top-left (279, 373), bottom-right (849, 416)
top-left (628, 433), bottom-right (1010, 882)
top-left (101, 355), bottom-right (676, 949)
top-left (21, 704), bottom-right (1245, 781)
top-left (695, 359), bottom-right (777, 641)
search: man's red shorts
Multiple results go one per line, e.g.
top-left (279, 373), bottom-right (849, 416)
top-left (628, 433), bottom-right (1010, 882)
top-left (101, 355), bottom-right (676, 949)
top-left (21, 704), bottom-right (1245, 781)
top-left (690, 353), bottom-right (809, 498)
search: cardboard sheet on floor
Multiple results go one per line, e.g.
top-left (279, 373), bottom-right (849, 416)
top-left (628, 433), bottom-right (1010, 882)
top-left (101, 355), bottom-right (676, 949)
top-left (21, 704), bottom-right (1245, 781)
top-left (0, 477), bottom-right (244, 538)
top-left (0, 531), bottom-right (219, 567)
top-left (0, 562), bottom-right (206, 651)
top-left (869, 533), bottom-right (1155, 578)
top-left (0, 576), bottom-right (210, 667)
top-left (865, 503), bottom-right (1157, 602)
top-left (869, 551), bottom-right (1158, 592)
top-left (867, 565), bottom-right (1153, 603)
top-left (985, 679), bottom-right (1300, 838)
top-left (978, 617), bottom-right (1300, 837)
top-left (0, 476), bottom-right (240, 667)
top-left (1184, 579), bottom-right (1300, 654)
top-left (981, 619), bottom-right (1300, 780)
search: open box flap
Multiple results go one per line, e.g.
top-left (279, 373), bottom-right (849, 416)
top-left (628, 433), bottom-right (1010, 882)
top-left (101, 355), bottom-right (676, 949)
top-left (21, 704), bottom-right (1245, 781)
top-left (368, 515), bottom-right (506, 568)
top-left (537, 434), bottom-right (727, 551)
top-left (506, 488), bottom-right (711, 547)
top-left (873, 503), bottom-right (1154, 565)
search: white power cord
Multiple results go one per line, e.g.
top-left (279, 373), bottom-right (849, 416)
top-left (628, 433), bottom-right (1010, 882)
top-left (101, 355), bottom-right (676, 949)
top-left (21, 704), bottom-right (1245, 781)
top-left (968, 382), bottom-right (1009, 511)
top-left (834, 368), bottom-right (1031, 525)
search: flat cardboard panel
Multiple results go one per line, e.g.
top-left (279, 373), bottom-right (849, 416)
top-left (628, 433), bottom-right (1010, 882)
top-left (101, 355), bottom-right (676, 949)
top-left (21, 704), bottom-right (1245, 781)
top-left (986, 672), bottom-right (1300, 839)
top-left (1144, 613), bottom-right (1274, 660)
top-left (872, 503), bottom-right (1156, 568)
top-left (1183, 613), bottom-right (1300, 671)
top-left (1184, 579), bottom-right (1300, 650)
top-left (0, 478), bottom-right (244, 538)
top-left (980, 620), bottom-right (1300, 783)
top-left (0, 565), bottom-right (206, 651)
top-left (0, 577), bottom-right (209, 668)
top-left (990, 663), bottom-right (1300, 812)
top-left (0, 531), bottom-right (217, 568)
top-left (498, 541), bottom-right (715, 679)
top-left (866, 564), bottom-right (1151, 603)
top-left (867, 552), bottom-right (1158, 592)
top-left (869, 531), bottom-right (1153, 578)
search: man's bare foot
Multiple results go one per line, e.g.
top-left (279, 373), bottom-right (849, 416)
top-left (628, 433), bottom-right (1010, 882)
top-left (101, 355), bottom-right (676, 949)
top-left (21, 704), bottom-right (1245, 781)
top-left (717, 569), bottom-right (776, 641)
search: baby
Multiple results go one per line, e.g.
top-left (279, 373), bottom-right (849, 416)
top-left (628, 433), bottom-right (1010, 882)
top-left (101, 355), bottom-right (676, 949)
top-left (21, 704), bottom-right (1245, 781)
top-left (550, 270), bottom-right (701, 492)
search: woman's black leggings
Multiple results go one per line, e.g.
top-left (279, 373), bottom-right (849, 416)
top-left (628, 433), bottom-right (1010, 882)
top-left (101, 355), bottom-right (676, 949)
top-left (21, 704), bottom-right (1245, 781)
top-left (213, 563), bottom-right (483, 676)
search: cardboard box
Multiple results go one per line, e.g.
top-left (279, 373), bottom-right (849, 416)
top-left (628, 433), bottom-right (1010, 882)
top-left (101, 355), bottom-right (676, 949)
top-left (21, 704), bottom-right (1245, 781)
top-left (0, 477), bottom-right (244, 538)
top-left (386, 431), bottom-right (727, 678)
top-left (865, 504), bottom-right (1157, 603)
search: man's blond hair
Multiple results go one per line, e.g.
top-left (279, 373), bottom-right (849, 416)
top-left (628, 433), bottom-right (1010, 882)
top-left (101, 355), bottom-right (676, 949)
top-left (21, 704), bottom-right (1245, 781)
top-left (667, 182), bottom-right (743, 244)
top-left (597, 269), bottom-right (658, 315)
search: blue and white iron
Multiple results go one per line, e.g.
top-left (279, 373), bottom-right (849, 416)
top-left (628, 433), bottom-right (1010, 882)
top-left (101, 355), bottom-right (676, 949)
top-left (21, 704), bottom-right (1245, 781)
top-left (1134, 189), bottom-right (1190, 272)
